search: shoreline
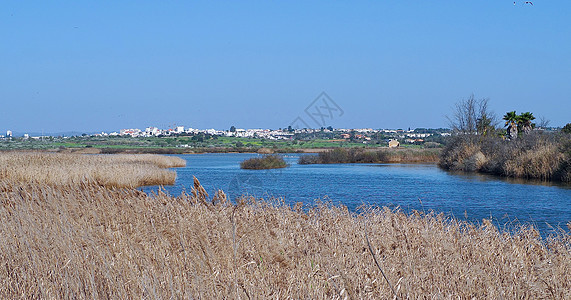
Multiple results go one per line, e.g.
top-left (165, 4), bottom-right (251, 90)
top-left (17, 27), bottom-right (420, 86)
top-left (2, 146), bottom-right (427, 155)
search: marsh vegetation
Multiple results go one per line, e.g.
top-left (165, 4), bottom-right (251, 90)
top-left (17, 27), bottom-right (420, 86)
top-left (442, 95), bottom-right (571, 182)
top-left (0, 176), bottom-right (569, 298)
top-left (439, 132), bottom-right (571, 182)
top-left (298, 148), bottom-right (440, 164)
top-left (0, 152), bottom-right (186, 187)
top-left (0, 152), bottom-right (569, 298)
top-left (240, 154), bottom-right (288, 169)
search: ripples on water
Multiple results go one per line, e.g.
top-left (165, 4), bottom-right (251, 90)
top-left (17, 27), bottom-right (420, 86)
top-left (142, 153), bottom-right (571, 235)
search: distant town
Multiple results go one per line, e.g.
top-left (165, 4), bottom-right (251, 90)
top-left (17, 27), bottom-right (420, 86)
top-left (0, 124), bottom-right (459, 153)
top-left (0, 125), bottom-right (452, 145)
top-left (2, 124), bottom-right (563, 152)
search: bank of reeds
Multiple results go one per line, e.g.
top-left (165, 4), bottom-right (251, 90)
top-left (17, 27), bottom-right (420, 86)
top-left (299, 147), bottom-right (440, 164)
top-left (98, 147), bottom-right (191, 154)
top-left (240, 154), bottom-right (288, 169)
top-left (439, 132), bottom-right (571, 182)
top-left (0, 152), bottom-right (186, 187)
top-left (0, 177), bottom-right (569, 298)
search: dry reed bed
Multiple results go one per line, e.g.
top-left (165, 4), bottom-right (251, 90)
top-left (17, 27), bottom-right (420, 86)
top-left (240, 154), bottom-right (288, 169)
top-left (439, 133), bottom-right (571, 182)
top-left (299, 148), bottom-right (441, 165)
top-left (1, 178), bottom-right (569, 299)
top-left (0, 152), bottom-right (186, 187)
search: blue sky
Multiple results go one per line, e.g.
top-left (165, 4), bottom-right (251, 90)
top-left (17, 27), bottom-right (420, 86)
top-left (1, 1), bottom-right (570, 133)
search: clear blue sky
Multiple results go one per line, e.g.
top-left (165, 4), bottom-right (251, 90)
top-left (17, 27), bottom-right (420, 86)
top-left (1, 1), bottom-right (570, 133)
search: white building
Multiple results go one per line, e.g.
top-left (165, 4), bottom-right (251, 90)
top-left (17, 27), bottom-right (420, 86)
top-left (145, 127), bottom-right (160, 136)
top-left (120, 128), bottom-right (142, 137)
top-left (6, 130), bottom-right (12, 137)
top-left (405, 133), bottom-right (432, 138)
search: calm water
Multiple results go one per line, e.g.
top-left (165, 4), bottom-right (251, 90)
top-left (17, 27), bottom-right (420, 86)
top-left (143, 153), bottom-right (571, 235)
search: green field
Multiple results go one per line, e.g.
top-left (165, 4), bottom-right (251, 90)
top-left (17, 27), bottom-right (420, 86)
top-left (0, 135), bottom-right (435, 153)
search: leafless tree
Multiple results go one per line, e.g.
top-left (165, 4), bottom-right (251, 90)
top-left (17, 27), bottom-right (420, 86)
top-left (447, 94), bottom-right (498, 135)
top-left (536, 115), bottom-right (550, 129)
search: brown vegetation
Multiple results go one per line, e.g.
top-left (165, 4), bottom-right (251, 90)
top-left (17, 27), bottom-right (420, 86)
top-left (1, 151), bottom-right (569, 298)
top-left (98, 147), bottom-right (192, 155)
top-left (257, 147), bottom-right (274, 154)
top-left (0, 152), bottom-right (186, 188)
top-left (240, 154), bottom-right (288, 169)
top-left (299, 148), bottom-right (440, 164)
top-left (439, 132), bottom-right (571, 182)
top-left (0, 177), bottom-right (569, 298)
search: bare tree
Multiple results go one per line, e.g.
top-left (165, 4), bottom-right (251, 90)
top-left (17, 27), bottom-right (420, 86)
top-left (447, 94), bottom-right (497, 135)
top-left (536, 115), bottom-right (550, 129)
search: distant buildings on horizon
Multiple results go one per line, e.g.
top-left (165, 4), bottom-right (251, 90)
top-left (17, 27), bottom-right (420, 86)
top-left (3, 124), bottom-right (559, 141)
top-left (89, 126), bottom-right (453, 142)
top-left (1, 126), bottom-right (454, 140)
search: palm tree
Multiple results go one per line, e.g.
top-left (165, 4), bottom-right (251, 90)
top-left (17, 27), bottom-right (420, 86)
top-left (518, 112), bottom-right (535, 134)
top-left (503, 111), bottom-right (519, 139)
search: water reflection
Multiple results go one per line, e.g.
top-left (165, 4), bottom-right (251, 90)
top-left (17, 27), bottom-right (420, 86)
top-left (447, 170), bottom-right (571, 189)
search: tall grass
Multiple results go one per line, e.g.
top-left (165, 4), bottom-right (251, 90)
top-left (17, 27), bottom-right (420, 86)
top-left (0, 152), bottom-right (186, 187)
top-left (439, 132), bottom-right (571, 182)
top-left (1, 152), bottom-right (569, 298)
top-left (0, 178), bottom-right (569, 298)
top-left (299, 148), bottom-right (440, 164)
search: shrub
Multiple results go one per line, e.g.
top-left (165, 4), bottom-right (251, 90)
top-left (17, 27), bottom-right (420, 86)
top-left (240, 154), bottom-right (288, 169)
top-left (438, 135), bottom-right (480, 171)
top-left (439, 131), bottom-right (571, 182)
top-left (502, 143), bottom-right (564, 180)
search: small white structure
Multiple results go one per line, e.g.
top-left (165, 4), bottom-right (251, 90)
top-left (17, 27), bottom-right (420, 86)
top-left (6, 130), bottom-right (12, 137)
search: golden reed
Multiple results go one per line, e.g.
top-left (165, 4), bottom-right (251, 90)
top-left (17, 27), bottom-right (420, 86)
top-left (0, 152), bottom-right (186, 188)
top-left (0, 152), bottom-right (569, 298)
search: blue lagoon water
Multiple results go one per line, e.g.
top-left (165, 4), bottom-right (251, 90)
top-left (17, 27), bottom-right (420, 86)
top-left (143, 153), bottom-right (571, 234)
